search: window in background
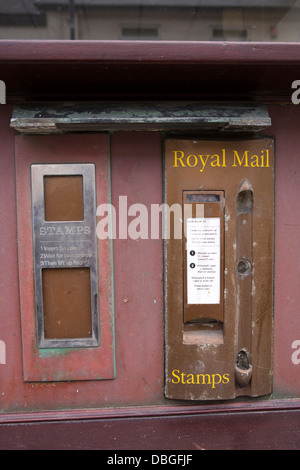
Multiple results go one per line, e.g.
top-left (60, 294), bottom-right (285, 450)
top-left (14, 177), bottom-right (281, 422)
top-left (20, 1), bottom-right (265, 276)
top-left (0, 0), bottom-right (299, 42)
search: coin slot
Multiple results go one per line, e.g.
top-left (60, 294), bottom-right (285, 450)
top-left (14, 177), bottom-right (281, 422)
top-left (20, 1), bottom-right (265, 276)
top-left (237, 258), bottom-right (252, 276)
top-left (237, 189), bottom-right (253, 214)
top-left (186, 194), bottom-right (220, 203)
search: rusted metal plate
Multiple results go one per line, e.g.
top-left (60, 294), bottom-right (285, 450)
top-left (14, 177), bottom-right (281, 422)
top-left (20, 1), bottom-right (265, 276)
top-left (10, 102), bottom-right (271, 134)
top-left (164, 137), bottom-right (275, 400)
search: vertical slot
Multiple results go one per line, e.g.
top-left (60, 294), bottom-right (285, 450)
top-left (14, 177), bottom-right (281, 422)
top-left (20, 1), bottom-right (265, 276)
top-left (235, 181), bottom-right (253, 388)
top-left (183, 190), bottom-right (225, 345)
top-left (183, 190), bottom-right (224, 325)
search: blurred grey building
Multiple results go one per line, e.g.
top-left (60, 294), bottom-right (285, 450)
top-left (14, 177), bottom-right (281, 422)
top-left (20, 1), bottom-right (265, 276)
top-left (0, 0), bottom-right (299, 41)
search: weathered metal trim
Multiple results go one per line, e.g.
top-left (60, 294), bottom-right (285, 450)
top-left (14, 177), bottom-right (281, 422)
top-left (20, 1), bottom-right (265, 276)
top-left (31, 163), bottom-right (100, 350)
top-left (10, 102), bottom-right (271, 134)
top-left (1, 399), bottom-right (300, 425)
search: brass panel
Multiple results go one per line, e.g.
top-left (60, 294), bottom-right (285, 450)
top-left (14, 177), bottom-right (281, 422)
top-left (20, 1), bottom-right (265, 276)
top-left (43, 268), bottom-right (92, 340)
top-left (164, 137), bottom-right (274, 400)
top-left (44, 175), bottom-right (84, 221)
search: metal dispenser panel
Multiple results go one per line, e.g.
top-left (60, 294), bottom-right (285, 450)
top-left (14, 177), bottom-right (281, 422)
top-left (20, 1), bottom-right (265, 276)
top-left (15, 134), bottom-right (115, 382)
top-left (164, 137), bottom-right (274, 400)
top-left (31, 164), bottom-right (100, 349)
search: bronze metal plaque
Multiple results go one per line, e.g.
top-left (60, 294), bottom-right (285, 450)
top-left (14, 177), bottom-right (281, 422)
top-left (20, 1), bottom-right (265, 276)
top-left (44, 175), bottom-right (84, 221)
top-left (164, 137), bottom-right (274, 400)
top-left (42, 267), bottom-right (92, 340)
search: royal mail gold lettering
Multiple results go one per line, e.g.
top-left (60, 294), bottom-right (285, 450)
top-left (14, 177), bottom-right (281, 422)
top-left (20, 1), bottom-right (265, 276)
top-left (173, 148), bottom-right (270, 171)
top-left (171, 369), bottom-right (230, 389)
top-left (173, 150), bottom-right (226, 172)
top-left (232, 149), bottom-right (270, 168)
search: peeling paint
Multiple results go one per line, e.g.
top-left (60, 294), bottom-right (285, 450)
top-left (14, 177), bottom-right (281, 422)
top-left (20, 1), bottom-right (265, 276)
top-left (10, 102), bottom-right (272, 134)
top-left (38, 348), bottom-right (78, 358)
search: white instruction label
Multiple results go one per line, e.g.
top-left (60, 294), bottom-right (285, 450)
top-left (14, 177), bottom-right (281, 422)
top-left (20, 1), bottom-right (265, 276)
top-left (187, 218), bottom-right (220, 304)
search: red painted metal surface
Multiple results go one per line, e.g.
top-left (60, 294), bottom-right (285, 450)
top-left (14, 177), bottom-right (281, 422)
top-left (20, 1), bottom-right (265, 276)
top-left (0, 107), bottom-right (24, 410)
top-left (269, 105), bottom-right (300, 398)
top-left (1, 402), bottom-right (300, 450)
top-left (0, 118), bottom-right (164, 412)
top-left (1, 41), bottom-right (300, 102)
top-left (0, 97), bottom-right (300, 446)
